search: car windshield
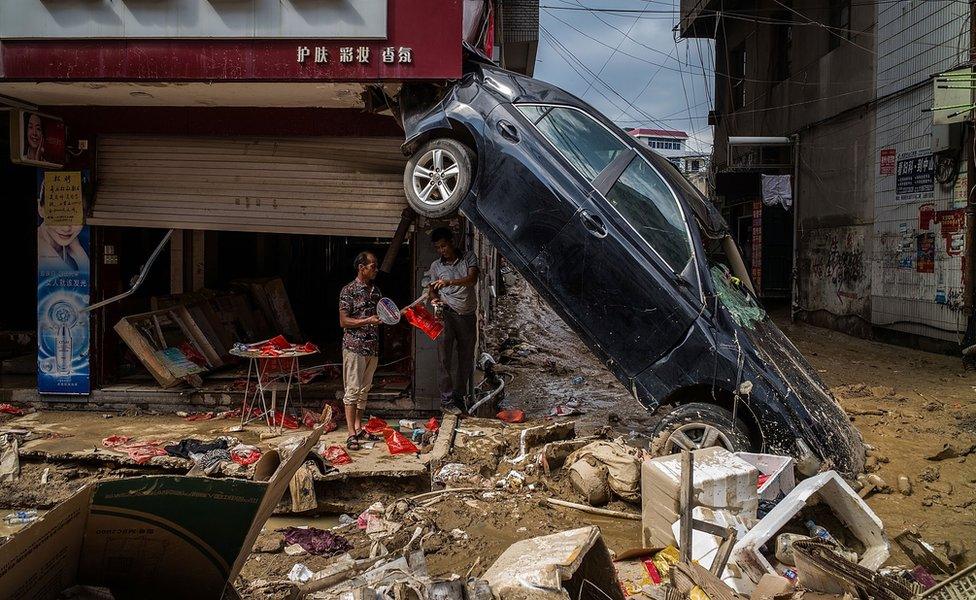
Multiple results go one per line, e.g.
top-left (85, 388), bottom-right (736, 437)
top-left (516, 105), bottom-right (626, 180)
top-left (605, 157), bottom-right (693, 270)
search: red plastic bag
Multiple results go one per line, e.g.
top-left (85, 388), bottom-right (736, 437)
top-left (102, 435), bottom-right (132, 448)
top-left (383, 428), bottom-right (419, 455)
top-left (496, 409), bottom-right (525, 423)
top-left (270, 411), bottom-right (300, 430)
top-left (403, 304), bottom-right (444, 340)
top-left (322, 445), bottom-right (352, 465)
top-left (364, 416), bottom-right (389, 435)
top-left (0, 404), bottom-right (24, 416)
top-left (425, 417), bottom-right (440, 432)
top-left (231, 445), bottom-right (262, 466)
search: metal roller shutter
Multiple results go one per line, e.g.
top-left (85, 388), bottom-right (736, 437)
top-left (92, 135), bottom-right (408, 238)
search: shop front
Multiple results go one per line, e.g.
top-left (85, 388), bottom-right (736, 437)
top-left (0, 0), bottom-right (539, 412)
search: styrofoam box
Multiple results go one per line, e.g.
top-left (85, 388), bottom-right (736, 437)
top-left (736, 452), bottom-right (796, 501)
top-left (728, 470), bottom-right (890, 591)
top-left (641, 447), bottom-right (759, 548)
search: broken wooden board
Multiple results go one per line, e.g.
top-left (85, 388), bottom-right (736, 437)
top-left (233, 277), bottom-right (302, 341)
top-left (115, 307), bottom-right (220, 388)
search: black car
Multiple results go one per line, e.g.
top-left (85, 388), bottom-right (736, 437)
top-left (392, 53), bottom-right (864, 477)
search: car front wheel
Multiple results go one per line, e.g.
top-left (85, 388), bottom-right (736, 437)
top-left (649, 402), bottom-right (753, 455)
top-left (403, 138), bottom-right (473, 218)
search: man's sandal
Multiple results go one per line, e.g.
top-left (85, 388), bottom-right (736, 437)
top-left (346, 436), bottom-right (361, 450)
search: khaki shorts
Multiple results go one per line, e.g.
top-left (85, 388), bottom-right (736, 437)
top-left (342, 349), bottom-right (378, 410)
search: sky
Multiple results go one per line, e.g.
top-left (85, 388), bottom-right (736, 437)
top-left (532, 1), bottom-right (716, 152)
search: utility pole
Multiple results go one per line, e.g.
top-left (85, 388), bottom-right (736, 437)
top-left (965, 5), bottom-right (976, 353)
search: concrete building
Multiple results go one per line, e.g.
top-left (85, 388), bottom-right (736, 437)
top-left (680, 0), bottom-right (973, 350)
top-left (626, 128), bottom-right (711, 194)
top-left (0, 0), bottom-right (539, 407)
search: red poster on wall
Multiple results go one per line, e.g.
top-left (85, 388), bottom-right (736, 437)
top-left (880, 148), bottom-right (896, 176)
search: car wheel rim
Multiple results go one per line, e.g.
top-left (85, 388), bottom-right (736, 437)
top-left (412, 148), bottom-right (461, 207)
top-left (663, 423), bottom-right (734, 453)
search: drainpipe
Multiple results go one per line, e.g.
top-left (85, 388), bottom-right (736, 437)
top-left (791, 133), bottom-right (800, 323)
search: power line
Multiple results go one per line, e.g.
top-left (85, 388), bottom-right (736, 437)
top-left (540, 24), bottom-right (710, 147)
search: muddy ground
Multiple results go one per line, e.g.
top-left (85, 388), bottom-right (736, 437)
top-left (2, 273), bottom-right (974, 596)
top-left (487, 276), bottom-right (976, 565)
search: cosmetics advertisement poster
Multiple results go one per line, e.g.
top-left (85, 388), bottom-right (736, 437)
top-left (37, 170), bottom-right (90, 394)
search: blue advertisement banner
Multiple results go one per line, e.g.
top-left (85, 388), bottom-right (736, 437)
top-left (37, 170), bottom-right (91, 394)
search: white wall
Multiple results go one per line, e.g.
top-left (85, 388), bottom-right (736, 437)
top-left (871, 0), bottom-right (970, 342)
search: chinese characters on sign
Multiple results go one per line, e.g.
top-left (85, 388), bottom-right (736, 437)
top-left (895, 150), bottom-right (935, 201)
top-left (879, 148), bottom-right (896, 176)
top-left (42, 171), bottom-right (84, 226)
top-left (297, 45), bottom-right (413, 65)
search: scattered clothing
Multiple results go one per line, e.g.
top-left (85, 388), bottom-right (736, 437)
top-left (282, 527), bottom-right (352, 557)
top-left (0, 404), bottom-right (25, 416)
top-left (101, 436), bottom-right (168, 465)
top-left (196, 449), bottom-right (232, 474)
top-left (164, 438), bottom-right (230, 460)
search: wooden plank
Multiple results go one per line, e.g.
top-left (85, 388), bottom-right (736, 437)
top-left (191, 230), bottom-right (205, 292)
top-left (170, 230), bottom-right (184, 295)
top-left (113, 319), bottom-right (180, 388)
top-left (174, 305), bottom-right (222, 368)
top-left (679, 449), bottom-right (694, 564)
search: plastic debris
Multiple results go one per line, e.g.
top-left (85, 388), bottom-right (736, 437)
top-left (287, 563), bottom-right (314, 583)
top-left (496, 409), bottom-right (525, 423)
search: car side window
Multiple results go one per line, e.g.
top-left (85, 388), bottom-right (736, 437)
top-left (517, 105), bottom-right (626, 180)
top-left (605, 157), bottom-right (692, 270)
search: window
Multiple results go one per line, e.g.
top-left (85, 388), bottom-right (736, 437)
top-left (516, 105), bottom-right (626, 180)
top-left (605, 157), bottom-right (692, 270)
top-left (729, 44), bottom-right (746, 111)
top-left (774, 13), bottom-right (793, 80)
top-left (828, 0), bottom-right (850, 50)
top-left (691, 160), bottom-right (701, 171)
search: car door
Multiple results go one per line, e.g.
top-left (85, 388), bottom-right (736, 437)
top-left (473, 103), bottom-right (627, 270)
top-left (523, 107), bottom-right (701, 377)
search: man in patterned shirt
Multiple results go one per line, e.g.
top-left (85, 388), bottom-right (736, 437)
top-left (338, 251), bottom-right (382, 450)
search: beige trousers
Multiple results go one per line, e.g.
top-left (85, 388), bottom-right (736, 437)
top-left (342, 349), bottom-right (378, 409)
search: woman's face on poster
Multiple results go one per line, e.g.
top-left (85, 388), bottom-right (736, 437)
top-left (26, 114), bottom-right (43, 153)
top-left (37, 198), bottom-right (82, 247)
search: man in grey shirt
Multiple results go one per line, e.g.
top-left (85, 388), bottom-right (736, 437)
top-left (422, 227), bottom-right (479, 410)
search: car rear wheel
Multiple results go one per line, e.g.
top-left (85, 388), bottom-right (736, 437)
top-left (649, 402), bottom-right (753, 455)
top-left (404, 138), bottom-right (473, 218)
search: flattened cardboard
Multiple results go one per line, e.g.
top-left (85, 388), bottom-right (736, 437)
top-left (0, 426), bottom-right (324, 600)
top-left (0, 488), bottom-right (92, 600)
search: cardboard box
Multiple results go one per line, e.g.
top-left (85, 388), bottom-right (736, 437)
top-left (0, 427), bottom-right (323, 600)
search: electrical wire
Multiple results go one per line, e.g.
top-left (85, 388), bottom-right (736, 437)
top-left (541, 23), bottom-right (711, 147)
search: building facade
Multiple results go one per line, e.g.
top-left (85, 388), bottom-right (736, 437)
top-left (681, 0), bottom-right (973, 349)
top-left (627, 128), bottom-right (710, 194)
top-left (1, 0), bottom-right (539, 408)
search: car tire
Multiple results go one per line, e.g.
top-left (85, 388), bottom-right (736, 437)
top-left (649, 402), bottom-right (753, 455)
top-left (403, 138), bottom-right (473, 218)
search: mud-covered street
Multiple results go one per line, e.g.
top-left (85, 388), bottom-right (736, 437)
top-left (491, 275), bottom-right (976, 564)
top-left (0, 273), bottom-right (974, 598)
